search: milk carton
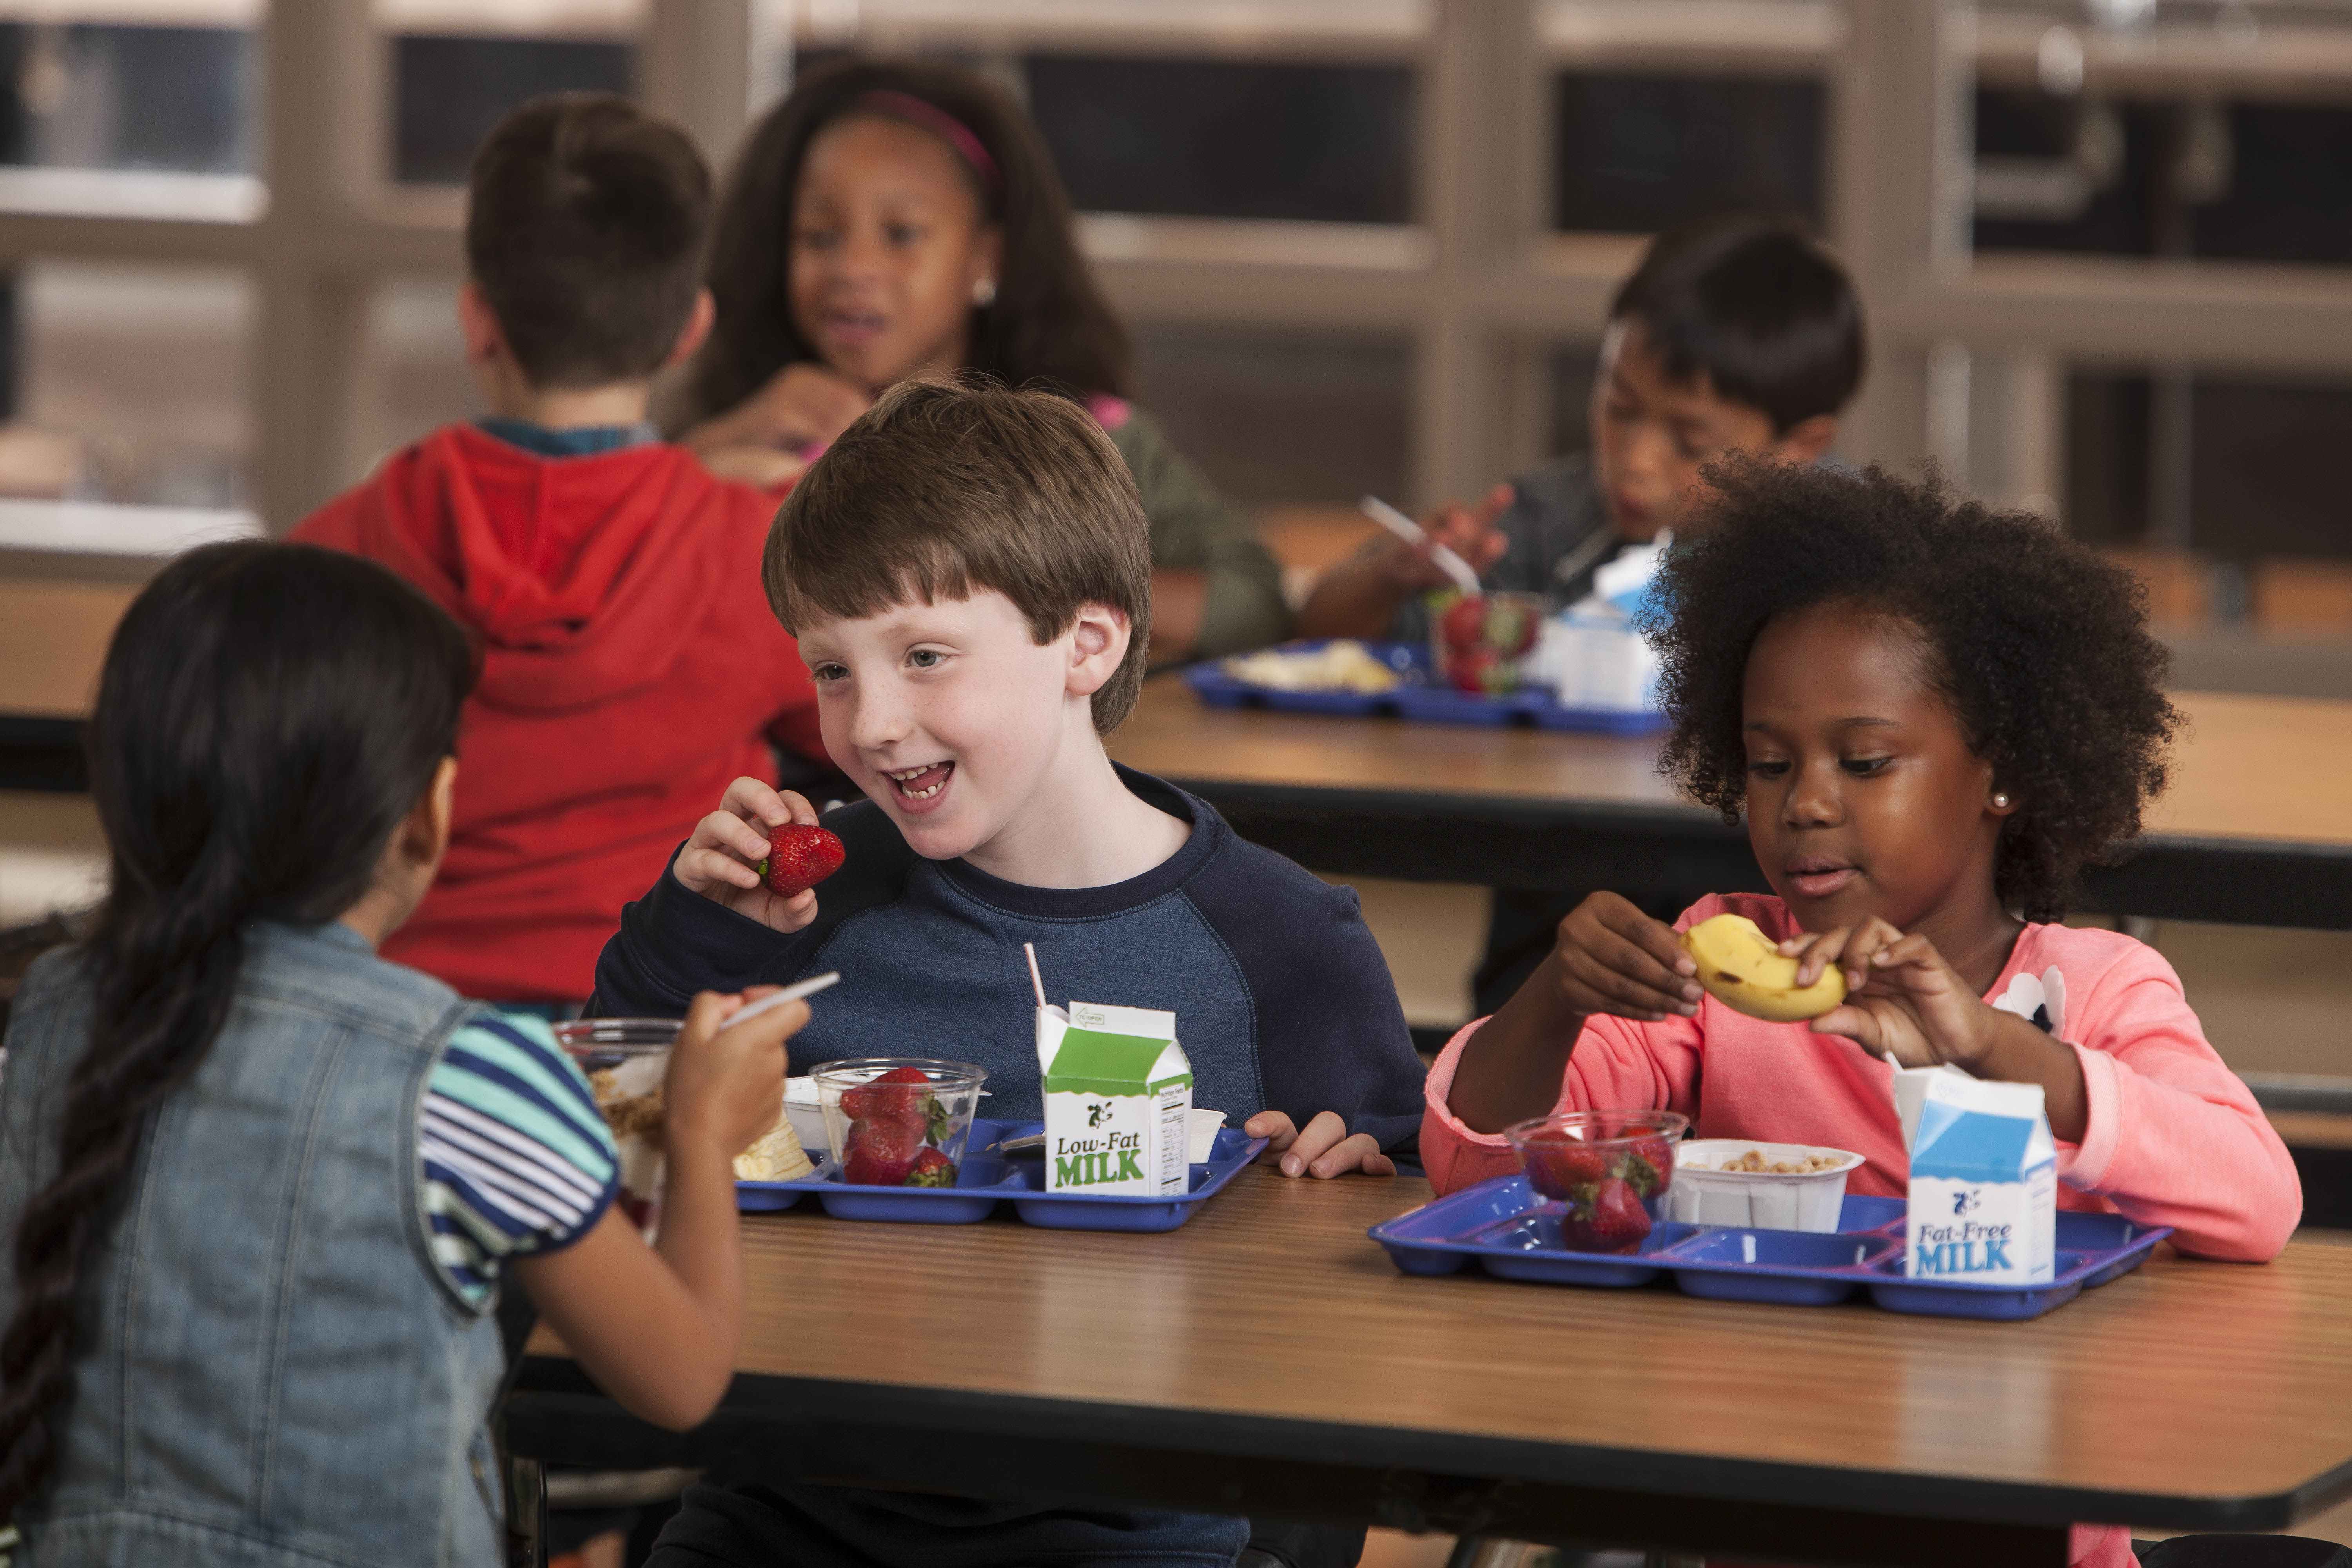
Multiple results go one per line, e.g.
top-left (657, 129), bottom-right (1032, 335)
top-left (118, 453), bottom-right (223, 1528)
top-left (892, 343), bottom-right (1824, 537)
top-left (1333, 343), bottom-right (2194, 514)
top-left (1035, 1000), bottom-right (1193, 1197)
top-left (1897, 1065), bottom-right (2056, 1285)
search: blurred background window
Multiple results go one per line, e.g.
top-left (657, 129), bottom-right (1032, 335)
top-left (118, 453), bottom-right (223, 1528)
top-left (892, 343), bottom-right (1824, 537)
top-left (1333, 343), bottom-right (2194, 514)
top-left (1552, 72), bottom-right (1822, 234)
top-left (390, 33), bottom-right (632, 184)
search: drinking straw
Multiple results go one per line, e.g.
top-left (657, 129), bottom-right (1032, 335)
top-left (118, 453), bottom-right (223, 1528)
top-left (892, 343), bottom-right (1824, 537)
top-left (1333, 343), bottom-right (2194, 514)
top-left (1359, 494), bottom-right (1483, 595)
top-left (1024, 942), bottom-right (1049, 1010)
top-left (716, 970), bottom-right (842, 1031)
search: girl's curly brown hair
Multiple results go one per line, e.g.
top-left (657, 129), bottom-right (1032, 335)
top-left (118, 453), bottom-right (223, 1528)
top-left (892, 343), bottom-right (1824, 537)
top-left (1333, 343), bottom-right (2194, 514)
top-left (1646, 457), bottom-right (2179, 922)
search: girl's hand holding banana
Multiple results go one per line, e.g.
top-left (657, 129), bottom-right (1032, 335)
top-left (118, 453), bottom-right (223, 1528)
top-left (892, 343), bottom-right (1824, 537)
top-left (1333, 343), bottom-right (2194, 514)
top-left (1780, 919), bottom-right (2005, 1070)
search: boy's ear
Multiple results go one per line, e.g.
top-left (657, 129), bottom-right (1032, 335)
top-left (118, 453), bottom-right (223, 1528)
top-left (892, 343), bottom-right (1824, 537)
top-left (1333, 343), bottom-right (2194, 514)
top-left (402, 756), bottom-right (460, 872)
top-left (456, 282), bottom-right (508, 368)
top-left (1772, 413), bottom-right (1840, 466)
top-left (1064, 600), bottom-right (1131, 699)
top-left (666, 287), bottom-right (716, 368)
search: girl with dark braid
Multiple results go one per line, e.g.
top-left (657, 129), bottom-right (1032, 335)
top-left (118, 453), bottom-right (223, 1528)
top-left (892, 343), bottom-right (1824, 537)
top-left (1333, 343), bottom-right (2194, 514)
top-left (0, 543), bottom-right (804, 1566)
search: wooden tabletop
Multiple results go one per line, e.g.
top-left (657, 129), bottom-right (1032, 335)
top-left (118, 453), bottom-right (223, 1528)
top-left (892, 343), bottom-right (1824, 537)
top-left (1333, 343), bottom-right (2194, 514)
top-left (521, 1166), bottom-right (2352, 1549)
top-left (1110, 678), bottom-right (2352, 851)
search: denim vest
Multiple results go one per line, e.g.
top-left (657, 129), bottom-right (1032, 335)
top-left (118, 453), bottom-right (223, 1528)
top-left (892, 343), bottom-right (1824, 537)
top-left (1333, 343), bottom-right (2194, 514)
top-left (0, 922), bottom-right (507, 1567)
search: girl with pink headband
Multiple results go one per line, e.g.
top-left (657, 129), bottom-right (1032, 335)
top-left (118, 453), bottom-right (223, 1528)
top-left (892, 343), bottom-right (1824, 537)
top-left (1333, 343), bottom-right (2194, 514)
top-left (671, 57), bottom-right (1290, 662)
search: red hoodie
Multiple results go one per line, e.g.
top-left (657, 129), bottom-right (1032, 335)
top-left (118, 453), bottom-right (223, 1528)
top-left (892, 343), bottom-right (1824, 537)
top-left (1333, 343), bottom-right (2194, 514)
top-left (294, 425), bottom-right (820, 1000)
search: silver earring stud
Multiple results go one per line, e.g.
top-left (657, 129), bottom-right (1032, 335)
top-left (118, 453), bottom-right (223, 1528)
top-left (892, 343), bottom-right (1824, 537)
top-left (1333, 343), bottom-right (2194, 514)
top-left (973, 278), bottom-right (996, 307)
top-left (1993, 792), bottom-right (2012, 809)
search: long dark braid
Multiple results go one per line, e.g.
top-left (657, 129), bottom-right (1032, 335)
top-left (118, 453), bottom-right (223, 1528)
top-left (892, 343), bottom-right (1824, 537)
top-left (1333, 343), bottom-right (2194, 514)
top-left (0, 542), bottom-right (474, 1525)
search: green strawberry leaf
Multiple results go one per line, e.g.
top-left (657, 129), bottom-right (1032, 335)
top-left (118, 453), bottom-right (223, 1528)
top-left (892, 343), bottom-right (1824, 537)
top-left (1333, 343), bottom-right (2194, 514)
top-left (926, 1093), bottom-right (949, 1146)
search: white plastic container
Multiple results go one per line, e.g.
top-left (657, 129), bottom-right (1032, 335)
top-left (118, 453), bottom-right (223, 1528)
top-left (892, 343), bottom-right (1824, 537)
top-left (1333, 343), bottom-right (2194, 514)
top-left (1663, 1139), bottom-right (1864, 1232)
top-left (784, 1075), bottom-right (828, 1152)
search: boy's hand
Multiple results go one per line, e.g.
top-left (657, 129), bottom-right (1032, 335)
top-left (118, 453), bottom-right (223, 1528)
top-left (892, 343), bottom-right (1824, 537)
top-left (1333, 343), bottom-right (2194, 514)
top-left (664, 987), bottom-right (805, 1157)
top-left (1374, 483), bottom-right (1514, 593)
top-left (674, 777), bottom-right (825, 933)
top-left (1786, 921), bottom-right (2000, 1070)
top-left (1536, 892), bottom-right (1702, 1024)
top-left (1246, 1110), bottom-right (1397, 1178)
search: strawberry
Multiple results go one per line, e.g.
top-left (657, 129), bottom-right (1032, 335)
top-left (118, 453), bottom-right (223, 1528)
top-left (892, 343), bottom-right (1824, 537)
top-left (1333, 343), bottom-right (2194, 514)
top-left (841, 1065), bottom-right (931, 1127)
top-left (1446, 647), bottom-right (1503, 694)
top-left (1562, 1176), bottom-right (1653, 1254)
top-left (1616, 1136), bottom-right (1674, 1199)
top-left (904, 1147), bottom-right (957, 1187)
top-left (757, 822), bottom-right (846, 897)
top-left (1440, 595), bottom-right (1488, 652)
top-left (1520, 1130), bottom-right (1608, 1201)
top-left (842, 1115), bottom-right (922, 1186)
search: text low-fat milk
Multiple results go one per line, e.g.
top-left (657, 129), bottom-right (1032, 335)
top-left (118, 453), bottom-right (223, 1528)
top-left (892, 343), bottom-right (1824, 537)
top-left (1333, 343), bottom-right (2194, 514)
top-left (1896, 1065), bottom-right (2056, 1285)
top-left (1035, 1001), bottom-right (1194, 1196)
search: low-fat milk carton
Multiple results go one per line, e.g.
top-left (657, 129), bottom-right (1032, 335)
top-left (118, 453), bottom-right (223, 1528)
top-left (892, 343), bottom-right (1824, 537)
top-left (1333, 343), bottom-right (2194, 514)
top-left (1035, 1000), bottom-right (1194, 1197)
top-left (1896, 1065), bottom-right (2056, 1284)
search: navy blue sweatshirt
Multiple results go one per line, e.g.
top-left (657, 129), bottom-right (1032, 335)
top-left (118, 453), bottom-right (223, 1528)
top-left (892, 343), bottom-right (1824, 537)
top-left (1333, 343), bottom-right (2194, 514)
top-left (593, 767), bottom-right (1425, 1154)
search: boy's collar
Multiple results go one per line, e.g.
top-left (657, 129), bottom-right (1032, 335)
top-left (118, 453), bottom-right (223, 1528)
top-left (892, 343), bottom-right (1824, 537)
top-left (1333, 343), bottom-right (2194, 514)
top-left (475, 416), bottom-right (659, 459)
top-left (935, 766), bottom-right (1211, 918)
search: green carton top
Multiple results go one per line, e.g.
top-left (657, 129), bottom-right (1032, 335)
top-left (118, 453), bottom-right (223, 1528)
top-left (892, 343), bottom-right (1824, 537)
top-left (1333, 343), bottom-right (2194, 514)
top-left (1042, 1026), bottom-right (1192, 1099)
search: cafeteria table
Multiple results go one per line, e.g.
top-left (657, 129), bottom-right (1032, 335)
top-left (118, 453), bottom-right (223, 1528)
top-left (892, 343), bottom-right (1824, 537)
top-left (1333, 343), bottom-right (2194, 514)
top-left (1105, 677), bottom-right (2352, 931)
top-left (505, 1166), bottom-right (2352, 1567)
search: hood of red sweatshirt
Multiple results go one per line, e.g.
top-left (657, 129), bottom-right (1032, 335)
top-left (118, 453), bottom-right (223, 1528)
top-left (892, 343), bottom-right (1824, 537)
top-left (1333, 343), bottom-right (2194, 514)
top-left (331, 425), bottom-right (745, 711)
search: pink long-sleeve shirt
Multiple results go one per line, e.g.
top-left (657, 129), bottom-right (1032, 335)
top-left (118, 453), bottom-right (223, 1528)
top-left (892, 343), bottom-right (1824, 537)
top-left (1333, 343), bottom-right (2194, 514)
top-left (1421, 893), bottom-right (2301, 1568)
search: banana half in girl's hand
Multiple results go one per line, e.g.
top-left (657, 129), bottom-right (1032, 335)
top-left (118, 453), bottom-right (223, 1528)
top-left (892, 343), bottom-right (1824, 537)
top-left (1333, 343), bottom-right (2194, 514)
top-left (1681, 913), bottom-right (1847, 1022)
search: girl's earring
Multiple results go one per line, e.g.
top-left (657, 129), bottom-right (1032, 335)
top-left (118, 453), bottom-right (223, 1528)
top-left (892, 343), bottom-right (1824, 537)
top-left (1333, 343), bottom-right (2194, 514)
top-left (973, 277), bottom-right (997, 307)
top-left (1992, 792), bottom-right (2013, 809)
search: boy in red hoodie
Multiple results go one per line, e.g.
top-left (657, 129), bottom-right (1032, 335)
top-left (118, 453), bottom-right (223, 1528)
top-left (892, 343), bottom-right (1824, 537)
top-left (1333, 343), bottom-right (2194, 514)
top-left (296, 93), bottom-right (819, 1004)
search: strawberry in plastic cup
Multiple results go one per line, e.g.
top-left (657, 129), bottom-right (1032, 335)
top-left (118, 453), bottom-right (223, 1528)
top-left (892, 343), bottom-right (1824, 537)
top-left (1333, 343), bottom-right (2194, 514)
top-left (1432, 590), bottom-right (1544, 694)
top-left (813, 1057), bottom-right (987, 1187)
top-left (1504, 1109), bottom-right (1690, 1254)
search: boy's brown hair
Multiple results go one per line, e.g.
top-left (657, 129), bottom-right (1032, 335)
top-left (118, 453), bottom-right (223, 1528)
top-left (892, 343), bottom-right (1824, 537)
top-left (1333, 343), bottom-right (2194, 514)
top-left (466, 93), bottom-right (710, 388)
top-left (764, 379), bottom-right (1153, 733)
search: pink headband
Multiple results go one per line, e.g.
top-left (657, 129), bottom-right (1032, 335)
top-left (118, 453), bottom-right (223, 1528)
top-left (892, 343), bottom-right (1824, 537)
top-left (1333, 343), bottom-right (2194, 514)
top-left (854, 90), bottom-right (1004, 204)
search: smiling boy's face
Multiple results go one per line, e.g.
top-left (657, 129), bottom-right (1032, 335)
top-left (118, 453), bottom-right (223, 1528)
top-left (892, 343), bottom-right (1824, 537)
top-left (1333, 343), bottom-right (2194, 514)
top-left (1740, 602), bottom-right (2010, 936)
top-left (798, 587), bottom-right (1099, 864)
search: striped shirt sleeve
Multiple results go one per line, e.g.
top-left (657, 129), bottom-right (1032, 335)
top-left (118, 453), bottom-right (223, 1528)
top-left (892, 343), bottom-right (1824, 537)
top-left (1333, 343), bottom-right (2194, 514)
top-left (419, 1011), bottom-right (619, 1307)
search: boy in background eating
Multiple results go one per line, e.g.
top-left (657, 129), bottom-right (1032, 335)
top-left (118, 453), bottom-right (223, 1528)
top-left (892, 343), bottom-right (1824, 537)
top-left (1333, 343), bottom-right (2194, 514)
top-left (1298, 215), bottom-right (1867, 1015)
top-left (295, 94), bottom-right (824, 1008)
top-left (595, 378), bottom-right (1425, 1568)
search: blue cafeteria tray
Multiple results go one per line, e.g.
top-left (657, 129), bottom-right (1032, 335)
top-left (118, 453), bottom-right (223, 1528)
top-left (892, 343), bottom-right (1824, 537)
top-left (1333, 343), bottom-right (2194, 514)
top-left (1186, 640), bottom-right (1666, 737)
top-left (736, 1117), bottom-right (1270, 1233)
top-left (1368, 1177), bottom-right (2171, 1321)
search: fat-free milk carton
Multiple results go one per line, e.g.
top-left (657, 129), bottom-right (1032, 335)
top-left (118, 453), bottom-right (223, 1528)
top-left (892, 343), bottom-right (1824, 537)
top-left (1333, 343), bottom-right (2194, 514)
top-left (1035, 1001), bottom-right (1194, 1197)
top-left (1896, 1065), bottom-right (2056, 1284)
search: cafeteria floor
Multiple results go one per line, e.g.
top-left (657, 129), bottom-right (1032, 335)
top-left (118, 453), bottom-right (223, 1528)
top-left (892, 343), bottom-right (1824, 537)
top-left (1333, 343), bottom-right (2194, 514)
top-left (7, 791), bottom-right (2351, 1556)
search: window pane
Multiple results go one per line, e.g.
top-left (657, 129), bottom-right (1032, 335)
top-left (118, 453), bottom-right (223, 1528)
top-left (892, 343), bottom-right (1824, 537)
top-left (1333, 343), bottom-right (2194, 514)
top-left (390, 33), bottom-right (633, 183)
top-left (1026, 55), bottom-right (1413, 225)
top-left (0, 21), bottom-right (256, 174)
top-left (1553, 72), bottom-right (1822, 234)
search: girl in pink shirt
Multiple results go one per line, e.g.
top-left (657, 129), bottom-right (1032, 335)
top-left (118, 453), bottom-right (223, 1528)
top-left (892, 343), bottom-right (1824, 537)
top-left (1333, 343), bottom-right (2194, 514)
top-left (1423, 459), bottom-right (2299, 1568)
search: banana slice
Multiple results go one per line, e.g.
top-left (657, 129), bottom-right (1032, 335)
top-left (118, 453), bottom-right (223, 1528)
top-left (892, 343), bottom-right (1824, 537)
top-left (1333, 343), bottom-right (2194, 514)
top-left (1681, 913), bottom-right (1847, 1022)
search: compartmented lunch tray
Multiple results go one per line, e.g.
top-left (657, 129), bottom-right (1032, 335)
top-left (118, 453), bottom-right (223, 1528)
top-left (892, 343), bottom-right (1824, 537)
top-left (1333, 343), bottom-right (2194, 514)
top-left (737, 1116), bottom-right (1270, 1233)
top-left (1368, 1176), bottom-right (2171, 1321)
top-left (1185, 641), bottom-right (1667, 737)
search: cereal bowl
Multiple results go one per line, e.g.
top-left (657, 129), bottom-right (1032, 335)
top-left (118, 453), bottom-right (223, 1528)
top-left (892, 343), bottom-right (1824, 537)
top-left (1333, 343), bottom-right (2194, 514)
top-left (1664, 1139), bottom-right (1864, 1232)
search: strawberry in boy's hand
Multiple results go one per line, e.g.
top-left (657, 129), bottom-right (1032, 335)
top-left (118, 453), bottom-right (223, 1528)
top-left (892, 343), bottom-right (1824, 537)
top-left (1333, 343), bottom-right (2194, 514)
top-left (757, 822), bottom-right (845, 897)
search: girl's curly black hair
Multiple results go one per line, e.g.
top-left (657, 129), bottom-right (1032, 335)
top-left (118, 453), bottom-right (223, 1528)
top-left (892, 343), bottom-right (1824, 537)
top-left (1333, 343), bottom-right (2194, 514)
top-left (1648, 457), bottom-right (2178, 922)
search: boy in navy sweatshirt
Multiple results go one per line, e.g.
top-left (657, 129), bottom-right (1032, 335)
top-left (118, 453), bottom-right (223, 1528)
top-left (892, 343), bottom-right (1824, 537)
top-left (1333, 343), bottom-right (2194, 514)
top-left (595, 378), bottom-right (1423, 1568)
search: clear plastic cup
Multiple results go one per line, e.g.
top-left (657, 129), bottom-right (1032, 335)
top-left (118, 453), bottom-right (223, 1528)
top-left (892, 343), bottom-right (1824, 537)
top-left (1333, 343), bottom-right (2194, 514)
top-left (810, 1057), bottom-right (988, 1188)
top-left (554, 1018), bottom-right (681, 1232)
top-left (1504, 1109), bottom-right (1689, 1254)
top-left (1430, 590), bottom-right (1546, 694)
